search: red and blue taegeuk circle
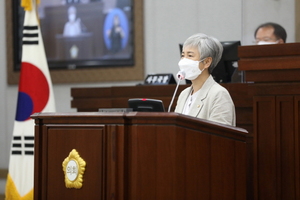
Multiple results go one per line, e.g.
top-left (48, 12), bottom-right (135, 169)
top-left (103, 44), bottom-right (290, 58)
top-left (15, 62), bottom-right (50, 121)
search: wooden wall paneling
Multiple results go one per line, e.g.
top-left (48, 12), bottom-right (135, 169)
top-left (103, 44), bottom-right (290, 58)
top-left (238, 44), bottom-right (300, 84)
top-left (106, 125), bottom-right (123, 199)
top-left (42, 125), bottom-right (49, 200)
top-left (33, 123), bottom-right (46, 200)
top-left (238, 43), bottom-right (300, 60)
top-left (294, 96), bottom-right (300, 199)
top-left (33, 112), bottom-right (252, 200)
top-left (239, 56), bottom-right (300, 72)
top-left (243, 69), bottom-right (300, 83)
top-left (127, 123), bottom-right (249, 199)
top-left (128, 125), bottom-right (189, 199)
top-left (234, 138), bottom-right (248, 200)
top-left (128, 125), bottom-right (194, 199)
top-left (210, 135), bottom-right (241, 199)
top-left (235, 107), bottom-right (253, 133)
top-left (184, 127), bottom-right (211, 199)
top-left (238, 43), bottom-right (300, 199)
top-left (46, 125), bottom-right (106, 199)
top-left (276, 96), bottom-right (296, 199)
top-left (253, 96), bottom-right (276, 200)
top-left (128, 126), bottom-right (251, 200)
top-left (296, 0), bottom-right (300, 42)
top-left (248, 83), bottom-right (300, 96)
top-left (222, 83), bottom-right (253, 132)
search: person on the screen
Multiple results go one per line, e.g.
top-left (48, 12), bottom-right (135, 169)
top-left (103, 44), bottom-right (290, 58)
top-left (174, 33), bottom-right (236, 126)
top-left (254, 22), bottom-right (287, 45)
top-left (106, 15), bottom-right (125, 53)
top-left (63, 6), bottom-right (83, 37)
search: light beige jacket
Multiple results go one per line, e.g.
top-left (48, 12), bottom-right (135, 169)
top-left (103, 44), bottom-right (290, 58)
top-left (175, 75), bottom-right (236, 126)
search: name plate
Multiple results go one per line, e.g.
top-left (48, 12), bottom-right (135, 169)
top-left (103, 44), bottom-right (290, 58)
top-left (144, 73), bottom-right (176, 85)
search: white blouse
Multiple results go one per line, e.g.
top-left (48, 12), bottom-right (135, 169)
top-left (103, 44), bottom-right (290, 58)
top-left (182, 89), bottom-right (200, 115)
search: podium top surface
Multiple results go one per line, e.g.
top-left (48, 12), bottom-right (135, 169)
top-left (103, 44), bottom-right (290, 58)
top-left (31, 112), bottom-right (251, 142)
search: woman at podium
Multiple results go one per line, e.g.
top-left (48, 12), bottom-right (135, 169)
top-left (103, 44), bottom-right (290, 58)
top-left (63, 6), bottom-right (84, 37)
top-left (175, 33), bottom-right (236, 126)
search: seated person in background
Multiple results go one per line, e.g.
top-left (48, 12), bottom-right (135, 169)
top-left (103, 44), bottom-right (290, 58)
top-left (254, 22), bottom-right (287, 45)
top-left (175, 33), bottom-right (236, 126)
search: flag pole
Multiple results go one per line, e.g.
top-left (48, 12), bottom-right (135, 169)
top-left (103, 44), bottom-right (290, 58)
top-left (5, 0), bottom-right (56, 199)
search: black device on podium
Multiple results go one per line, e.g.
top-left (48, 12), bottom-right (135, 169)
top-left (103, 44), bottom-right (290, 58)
top-left (128, 98), bottom-right (165, 112)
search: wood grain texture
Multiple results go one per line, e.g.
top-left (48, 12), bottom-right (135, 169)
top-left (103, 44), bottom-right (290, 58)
top-left (32, 112), bottom-right (252, 200)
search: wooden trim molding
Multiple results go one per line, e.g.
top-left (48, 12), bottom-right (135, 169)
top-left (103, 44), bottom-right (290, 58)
top-left (296, 0), bottom-right (300, 42)
top-left (0, 169), bottom-right (8, 179)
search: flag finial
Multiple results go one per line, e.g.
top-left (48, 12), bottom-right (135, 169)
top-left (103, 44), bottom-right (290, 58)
top-left (21, 0), bottom-right (32, 11)
top-left (21, 0), bottom-right (40, 11)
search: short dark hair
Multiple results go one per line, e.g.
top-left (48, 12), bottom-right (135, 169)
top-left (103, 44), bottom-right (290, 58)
top-left (254, 22), bottom-right (287, 43)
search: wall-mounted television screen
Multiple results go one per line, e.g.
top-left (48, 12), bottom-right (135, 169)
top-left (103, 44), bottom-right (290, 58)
top-left (13, 0), bottom-right (134, 70)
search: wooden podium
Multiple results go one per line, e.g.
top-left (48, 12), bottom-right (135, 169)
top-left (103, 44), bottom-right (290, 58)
top-left (32, 112), bottom-right (253, 200)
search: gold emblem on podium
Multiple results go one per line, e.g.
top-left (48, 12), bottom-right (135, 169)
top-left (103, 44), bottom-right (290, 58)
top-left (62, 149), bottom-right (86, 189)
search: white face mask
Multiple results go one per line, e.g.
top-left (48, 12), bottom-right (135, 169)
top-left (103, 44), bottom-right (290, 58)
top-left (69, 13), bottom-right (76, 22)
top-left (178, 58), bottom-right (205, 80)
top-left (257, 40), bottom-right (279, 45)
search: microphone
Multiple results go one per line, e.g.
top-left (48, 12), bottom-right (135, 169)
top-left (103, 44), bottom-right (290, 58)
top-left (176, 70), bottom-right (185, 80)
top-left (168, 71), bottom-right (185, 112)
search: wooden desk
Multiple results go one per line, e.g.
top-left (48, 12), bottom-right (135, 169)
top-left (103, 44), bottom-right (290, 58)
top-left (71, 83), bottom-right (253, 133)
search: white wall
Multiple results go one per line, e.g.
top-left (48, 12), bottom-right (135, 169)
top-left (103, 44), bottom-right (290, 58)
top-left (0, 0), bottom-right (295, 169)
top-left (242, 0), bottom-right (295, 45)
top-left (0, 0), bottom-right (9, 169)
top-left (144, 0), bottom-right (242, 76)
